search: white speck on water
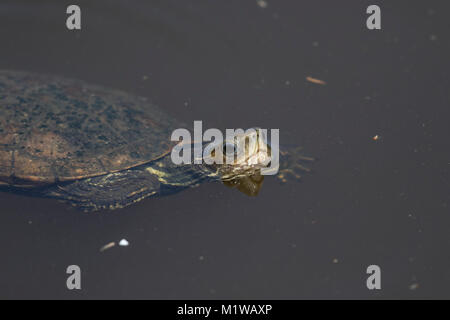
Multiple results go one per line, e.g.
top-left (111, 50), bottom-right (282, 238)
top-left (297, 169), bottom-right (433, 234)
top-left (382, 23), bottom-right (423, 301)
top-left (409, 283), bottom-right (419, 290)
top-left (119, 239), bottom-right (129, 247)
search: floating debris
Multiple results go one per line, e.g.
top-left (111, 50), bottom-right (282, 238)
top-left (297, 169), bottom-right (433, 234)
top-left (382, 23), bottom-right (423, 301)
top-left (100, 241), bottom-right (116, 252)
top-left (306, 76), bottom-right (326, 85)
top-left (119, 239), bottom-right (129, 247)
top-left (256, 0), bottom-right (268, 9)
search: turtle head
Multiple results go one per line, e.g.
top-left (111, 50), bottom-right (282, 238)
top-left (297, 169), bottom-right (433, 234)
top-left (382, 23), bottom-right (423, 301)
top-left (205, 128), bottom-right (272, 196)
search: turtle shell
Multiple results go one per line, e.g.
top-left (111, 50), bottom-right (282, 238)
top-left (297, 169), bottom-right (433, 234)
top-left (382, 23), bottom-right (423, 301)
top-left (0, 70), bottom-right (180, 186)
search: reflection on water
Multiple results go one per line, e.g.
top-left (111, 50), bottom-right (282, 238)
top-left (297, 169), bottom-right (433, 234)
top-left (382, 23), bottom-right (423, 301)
top-left (223, 172), bottom-right (264, 196)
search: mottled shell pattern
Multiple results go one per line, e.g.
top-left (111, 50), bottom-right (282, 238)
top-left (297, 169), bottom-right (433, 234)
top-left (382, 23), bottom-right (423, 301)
top-left (0, 70), bottom-right (179, 186)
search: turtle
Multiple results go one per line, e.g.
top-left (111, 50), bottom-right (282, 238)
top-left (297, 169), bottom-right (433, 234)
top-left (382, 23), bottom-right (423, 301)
top-left (0, 70), bottom-right (313, 211)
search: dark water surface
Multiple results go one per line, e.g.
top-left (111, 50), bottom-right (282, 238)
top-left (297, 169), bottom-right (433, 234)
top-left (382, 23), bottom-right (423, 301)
top-left (0, 0), bottom-right (449, 299)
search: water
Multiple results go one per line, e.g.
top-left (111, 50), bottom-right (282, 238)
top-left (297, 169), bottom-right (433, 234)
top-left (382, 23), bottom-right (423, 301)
top-left (0, 0), bottom-right (448, 299)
